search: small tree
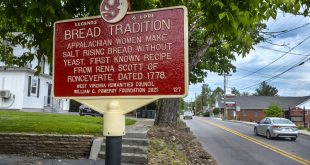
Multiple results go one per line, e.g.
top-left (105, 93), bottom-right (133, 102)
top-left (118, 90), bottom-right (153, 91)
top-left (231, 87), bottom-right (240, 96)
top-left (263, 103), bottom-right (284, 117)
top-left (213, 108), bottom-right (221, 115)
top-left (254, 81), bottom-right (279, 96)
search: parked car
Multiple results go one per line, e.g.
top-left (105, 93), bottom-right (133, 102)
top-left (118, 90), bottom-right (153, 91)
top-left (183, 111), bottom-right (193, 119)
top-left (79, 105), bottom-right (103, 117)
top-left (254, 117), bottom-right (298, 141)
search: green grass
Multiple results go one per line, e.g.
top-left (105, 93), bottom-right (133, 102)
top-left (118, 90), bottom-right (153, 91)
top-left (297, 125), bottom-right (310, 132)
top-left (0, 110), bottom-right (136, 135)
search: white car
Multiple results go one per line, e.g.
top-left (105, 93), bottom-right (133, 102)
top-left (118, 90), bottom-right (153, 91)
top-left (183, 111), bottom-right (193, 119)
top-left (254, 117), bottom-right (298, 141)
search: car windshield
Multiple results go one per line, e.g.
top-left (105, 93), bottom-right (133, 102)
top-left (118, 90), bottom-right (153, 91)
top-left (184, 112), bottom-right (192, 115)
top-left (272, 118), bottom-right (293, 124)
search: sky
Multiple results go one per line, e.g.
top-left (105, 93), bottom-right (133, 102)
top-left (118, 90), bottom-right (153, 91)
top-left (185, 12), bottom-right (310, 102)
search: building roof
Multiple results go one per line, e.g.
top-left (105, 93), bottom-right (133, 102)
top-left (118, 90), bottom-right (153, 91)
top-left (217, 96), bottom-right (310, 110)
top-left (0, 66), bottom-right (51, 78)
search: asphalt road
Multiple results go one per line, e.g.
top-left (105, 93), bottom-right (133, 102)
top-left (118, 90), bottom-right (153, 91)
top-left (184, 117), bottom-right (310, 165)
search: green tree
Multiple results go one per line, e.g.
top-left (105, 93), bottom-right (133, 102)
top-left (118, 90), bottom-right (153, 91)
top-left (254, 81), bottom-right (279, 96)
top-left (69, 99), bottom-right (82, 112)
top-left (231, 87), bottom-right (240, 96)
top-left (203, 84), bottom-right (214, 106)
top-left (194, 84), bottom-right (213, 114)
top-left (213, 108), bottom-right (220, 115)
top-left (210, 87), bottom-right (224, 106)
top-left (263, 103), bottom-right (284, 117)
top-left (0, 0), bottom-right (158, 72)
top-left (1, 0), bottom-right (309, 126)
top-left (179, 99), bottom-right (186, 113)
top-left (241, 92), bottom-right (251, 96)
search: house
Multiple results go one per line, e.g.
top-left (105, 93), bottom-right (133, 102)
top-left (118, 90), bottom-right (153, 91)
top-left (215, 96), bottom-right (310, 128)
top-left (0, 46), bottom-right (69, 112)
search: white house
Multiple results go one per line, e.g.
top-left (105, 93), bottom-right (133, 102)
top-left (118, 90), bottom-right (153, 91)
top-left (0, 45), bottom-right (70, 112)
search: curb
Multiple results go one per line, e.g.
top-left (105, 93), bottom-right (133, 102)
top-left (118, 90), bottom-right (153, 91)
top-left (299, 130), bottom-right (310, 136)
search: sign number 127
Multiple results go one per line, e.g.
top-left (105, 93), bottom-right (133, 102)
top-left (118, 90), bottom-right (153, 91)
top-left (173, 87), bottom-right (181, 93)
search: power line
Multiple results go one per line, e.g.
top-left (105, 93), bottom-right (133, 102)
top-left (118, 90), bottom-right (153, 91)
top-left (239, 56), bottom-right (310, 90)
top-left (257, 46), bottom-right (310, 56)
top-left (235, 67), bottom-right (289, 80)
top-left (232, 21), bottom-right (310, 81)
top-left (263, 23), bottom-right (310, 38)
top-left (230, 35), bottom-right (310, 81)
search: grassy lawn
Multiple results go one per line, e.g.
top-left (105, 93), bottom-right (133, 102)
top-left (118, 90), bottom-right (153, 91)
top-left (0, 110), bottom-right (136, 135)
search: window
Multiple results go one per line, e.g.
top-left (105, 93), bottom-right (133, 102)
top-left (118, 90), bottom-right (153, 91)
top-left (242, 111), bottom-right (247, 116)
top-left (28, 76), bottom-right (40, 97)
top-left (260, 118), bottom-right (266, 123)
top-left (31, 79), bottom-right (38, 95)
top-left (254, 111), bottom-right (259, 117)
top-left (290, 117), bottom-right (304, 122)
top-left (272, 118), bottom-right (294, 124)
top-left (306, 110), bottom-right (309, 115)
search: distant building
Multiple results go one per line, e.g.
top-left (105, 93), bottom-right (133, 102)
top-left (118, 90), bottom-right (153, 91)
top-left (0, 45), bottom-right (69, 112)
top-left (215, 96), bottom-right (310, 128)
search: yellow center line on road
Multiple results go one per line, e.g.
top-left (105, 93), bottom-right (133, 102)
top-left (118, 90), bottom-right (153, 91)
top-left (197, 118), bottom-right (310, 165)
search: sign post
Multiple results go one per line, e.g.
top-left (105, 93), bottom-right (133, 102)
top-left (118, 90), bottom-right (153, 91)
top-left (53, 3), bottom-right (188, 164)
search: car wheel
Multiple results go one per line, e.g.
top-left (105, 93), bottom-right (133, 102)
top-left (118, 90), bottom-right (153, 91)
top-left (291, 137), bottom-right (297, 141)
top-left (266, 130), bottom-right (272, 139)
top-left (254, 127), bottom-right (258, 136)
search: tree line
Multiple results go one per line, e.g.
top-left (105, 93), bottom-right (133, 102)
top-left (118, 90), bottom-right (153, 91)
top-left (189, 81), bottom-right (279, 115)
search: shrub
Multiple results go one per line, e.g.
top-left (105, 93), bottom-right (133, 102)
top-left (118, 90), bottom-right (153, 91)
top-left (213, 108), bottom-right (220, 115)
top-left (263, 103), bottom-right (283, 117)
top-left (203, 111), bottom-right (210, 117)
top-left (69, 100), bottom-right (81, 112)
top-left (297, 126), bottom-right (305, 130)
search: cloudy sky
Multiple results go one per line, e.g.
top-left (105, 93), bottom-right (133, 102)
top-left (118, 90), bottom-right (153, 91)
top-left (185, 12), bottom-right (310, 102)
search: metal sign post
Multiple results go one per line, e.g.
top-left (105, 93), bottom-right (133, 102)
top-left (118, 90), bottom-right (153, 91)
top-left (104, 100), bottom-right (123, 165)
top-left (53, 3), bottom-right (188, 164)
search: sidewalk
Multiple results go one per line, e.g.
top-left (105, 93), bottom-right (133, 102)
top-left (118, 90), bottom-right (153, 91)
top-left (0, 154), bottom-right (105, 165)
top-left (227, 119), bottom-right (310, 136)
top-left (0, 118), bottom-right (154, 165)
top-left (126, 117), bottom-right (154, 133)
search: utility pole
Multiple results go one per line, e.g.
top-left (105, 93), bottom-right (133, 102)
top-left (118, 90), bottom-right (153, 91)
top-left (201, 94), bottom-right (204, 113)
top-left (201, 84), bottom-right (206, 113)
top-left (220, 73), bottom-right (231, 120)
top-left (223, 74), bottom-right (227, 120)
top-left (304, 106), bottom-right (306, 128)
top-left (189, 98), bottom-right (193, 112)
top-left (194, 93), bottom-right (197, 115)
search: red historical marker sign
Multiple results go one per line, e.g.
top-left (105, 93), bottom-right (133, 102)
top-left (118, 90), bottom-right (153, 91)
top-left (53, 7), bottom-right (188, 98)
